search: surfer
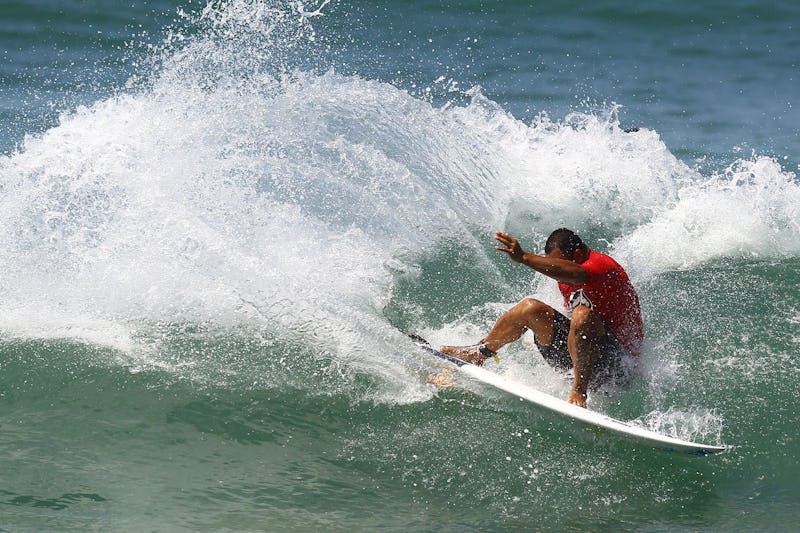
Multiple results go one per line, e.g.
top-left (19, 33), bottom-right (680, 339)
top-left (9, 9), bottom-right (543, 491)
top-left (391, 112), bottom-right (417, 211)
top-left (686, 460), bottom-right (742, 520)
top-left (439, 228), bottom-right (643, 408)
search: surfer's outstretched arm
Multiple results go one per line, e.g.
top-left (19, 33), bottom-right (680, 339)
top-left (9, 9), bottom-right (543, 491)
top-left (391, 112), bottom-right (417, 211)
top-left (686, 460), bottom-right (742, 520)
top-left (494, 232), bottom-right (587, 286)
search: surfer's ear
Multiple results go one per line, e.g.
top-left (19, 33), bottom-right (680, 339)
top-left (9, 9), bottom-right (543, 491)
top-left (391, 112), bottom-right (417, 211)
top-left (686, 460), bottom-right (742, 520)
top-left (572, 247), bottom-right (589, 263)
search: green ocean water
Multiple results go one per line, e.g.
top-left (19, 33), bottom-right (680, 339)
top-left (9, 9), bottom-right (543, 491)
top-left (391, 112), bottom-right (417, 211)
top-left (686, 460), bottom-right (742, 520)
top-left (2, 256), bottom-right (798, 531)
top-left (1, 1), bottom-right (799, 531)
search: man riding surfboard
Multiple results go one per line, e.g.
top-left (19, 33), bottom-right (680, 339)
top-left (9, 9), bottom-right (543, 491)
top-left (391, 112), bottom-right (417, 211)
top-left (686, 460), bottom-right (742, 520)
top-left (439, 228), bottom-right (644, 407)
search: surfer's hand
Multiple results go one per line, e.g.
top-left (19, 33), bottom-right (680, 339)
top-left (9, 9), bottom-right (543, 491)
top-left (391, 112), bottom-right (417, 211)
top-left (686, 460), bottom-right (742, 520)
top-left (495, 232), bottom-right (524, 263)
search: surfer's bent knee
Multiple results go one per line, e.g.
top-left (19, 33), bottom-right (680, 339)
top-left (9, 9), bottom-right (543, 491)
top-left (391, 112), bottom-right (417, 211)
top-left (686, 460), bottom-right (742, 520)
top-left (517, 297), bottom-right (553, 318)
top-left (568, 305), bottom-right (604, 338)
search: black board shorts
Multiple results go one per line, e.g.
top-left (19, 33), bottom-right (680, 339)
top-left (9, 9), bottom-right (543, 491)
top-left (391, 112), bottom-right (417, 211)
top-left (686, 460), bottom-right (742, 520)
top-left (533, 312), bottom-right (632, 389)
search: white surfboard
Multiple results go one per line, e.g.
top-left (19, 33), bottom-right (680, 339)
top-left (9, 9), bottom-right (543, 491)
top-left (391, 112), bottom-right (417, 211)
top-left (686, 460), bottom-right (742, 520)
top-left (406, 333), bottom-right (726, 456)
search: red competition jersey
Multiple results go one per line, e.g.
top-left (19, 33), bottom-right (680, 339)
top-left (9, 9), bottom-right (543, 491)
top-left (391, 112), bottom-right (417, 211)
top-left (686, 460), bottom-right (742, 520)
top-left (557, 250), bottom-right (644, 357)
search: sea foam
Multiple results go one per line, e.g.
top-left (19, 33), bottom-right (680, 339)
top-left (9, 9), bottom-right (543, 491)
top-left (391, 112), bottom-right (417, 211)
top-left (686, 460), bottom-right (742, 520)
top-left (0, 0), bottom-right (797, 404)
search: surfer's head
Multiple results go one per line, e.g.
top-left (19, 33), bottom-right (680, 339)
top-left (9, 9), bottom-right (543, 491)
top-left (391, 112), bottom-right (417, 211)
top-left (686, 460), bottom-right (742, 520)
top-left (545, 228), bottom-right (588, 261)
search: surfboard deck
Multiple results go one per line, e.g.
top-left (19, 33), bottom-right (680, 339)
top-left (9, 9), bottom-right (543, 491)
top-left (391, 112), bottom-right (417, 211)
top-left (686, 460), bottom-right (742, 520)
top-left (405, 332), bottom-right (727, 456)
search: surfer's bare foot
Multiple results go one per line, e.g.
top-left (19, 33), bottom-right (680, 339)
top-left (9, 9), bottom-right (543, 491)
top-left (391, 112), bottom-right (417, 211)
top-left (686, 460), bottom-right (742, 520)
top-left (438, 345), bottom-right (487, 365)
top-left (567, 389), bottom-right (587, 408)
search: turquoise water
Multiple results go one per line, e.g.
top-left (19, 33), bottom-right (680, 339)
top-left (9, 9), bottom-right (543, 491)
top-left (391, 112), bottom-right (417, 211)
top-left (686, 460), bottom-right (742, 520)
top-left (1, 1), bottom-right (799, 531)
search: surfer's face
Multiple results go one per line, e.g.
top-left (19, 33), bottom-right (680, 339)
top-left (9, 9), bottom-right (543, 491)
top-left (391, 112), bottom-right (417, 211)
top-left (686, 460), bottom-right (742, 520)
top-left (546, 246), bottom-right (572, 261)
top-left (546, 246), bottom-right (588, 264)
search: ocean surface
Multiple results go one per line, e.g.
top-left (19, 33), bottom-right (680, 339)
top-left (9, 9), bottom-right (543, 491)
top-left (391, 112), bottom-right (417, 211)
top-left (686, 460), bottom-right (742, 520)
top-left (1, 1), bottom-right (798, 531)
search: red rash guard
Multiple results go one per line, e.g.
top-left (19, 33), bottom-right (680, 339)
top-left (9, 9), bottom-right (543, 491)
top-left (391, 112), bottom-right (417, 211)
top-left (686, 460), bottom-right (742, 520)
top-left (557, 250), bottom-right (644, 357)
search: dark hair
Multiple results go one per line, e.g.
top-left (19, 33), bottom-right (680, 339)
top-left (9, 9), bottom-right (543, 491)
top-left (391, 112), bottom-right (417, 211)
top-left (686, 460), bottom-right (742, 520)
top-left (544, 228), bottom-right (586, 255)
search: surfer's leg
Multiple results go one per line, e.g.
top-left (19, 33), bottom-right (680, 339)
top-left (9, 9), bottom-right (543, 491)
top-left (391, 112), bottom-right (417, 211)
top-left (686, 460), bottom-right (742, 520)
top-left (440, 298), bottom-right (555, 364)
top-left (566, 305), bottom-right (606, 407)
top-left (482, 298), bottom-right (556, 352)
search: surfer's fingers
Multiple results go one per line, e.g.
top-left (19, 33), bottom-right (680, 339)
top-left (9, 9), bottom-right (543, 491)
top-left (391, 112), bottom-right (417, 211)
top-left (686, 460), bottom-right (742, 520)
top-left (495, 232), bottom-right (515, 244)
